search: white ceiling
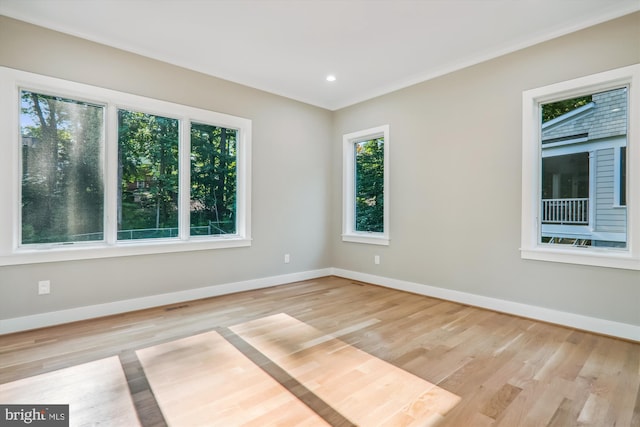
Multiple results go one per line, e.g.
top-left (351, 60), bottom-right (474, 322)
top-left (1, 0), bottom-right (638, 110)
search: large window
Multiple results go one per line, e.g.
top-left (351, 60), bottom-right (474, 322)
top-left (521, 64), bottom-right (639, 269)
top-left (342, 125), bottom-right (389, 245)
top-left (0, 67), bottom-right (251, 265)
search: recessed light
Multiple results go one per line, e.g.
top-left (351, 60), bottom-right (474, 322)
top-left (326, 75), bottom-right (336, 82)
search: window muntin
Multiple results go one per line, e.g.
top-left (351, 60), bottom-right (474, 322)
top-left (190, 123), bottom-right (237, 236)
top-left (20, 90), bottom-right (105, 245)
top-left (521, 64), bottom-right (640, 270)
top-left (0, 67), bottom-right (252, 266)
top-left (342, 125), bottom-right (389, 245)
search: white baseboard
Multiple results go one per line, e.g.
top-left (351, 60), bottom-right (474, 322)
top-left (2, 267), bottom-right (638, 341)
top-left (0, 268), bottom-right (332, 335)
top-left (330, 268), bottom-right (640, 342)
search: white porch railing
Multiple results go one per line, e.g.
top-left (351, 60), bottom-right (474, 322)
top-left (541, 198), bottom-right (589, 224)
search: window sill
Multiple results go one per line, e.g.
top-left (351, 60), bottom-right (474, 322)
top-left (0, 237), bottom-right (252, 266)
top-left (520, 246), bottom-right (639, 270)
top-left (342, 233), bottom-right (390, 246)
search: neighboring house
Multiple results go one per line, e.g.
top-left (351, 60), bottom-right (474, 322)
top-left (541, 87), bottom-right (627, 247)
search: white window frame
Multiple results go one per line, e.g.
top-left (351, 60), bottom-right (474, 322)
top-left (521, 64), bottom-right (639, 270)
top-left (342, 125), bottom-right (390, 246)
top-left (0, 67), bottom-right (252, 266)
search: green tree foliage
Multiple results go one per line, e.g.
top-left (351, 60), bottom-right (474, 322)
top-left (117, 110), bottom-right (179, 239)
top-left (190, 123), bottom-right (237, 235)
top-left (355, 138), bottom-right (384, 232)
top-left (542, 95), bottom-right (592, 123)
top-left (21, 91), bottom-right (104, 244)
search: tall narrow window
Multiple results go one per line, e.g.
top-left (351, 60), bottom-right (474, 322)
top-left (117, 110), bottom-right (179, 240)
top-left (343, 125), bottom-right (389, 245)
top-left (190, 123), bottom-right (237, 236)
top-left (355, 137), bottom-right (384, 233)
top-left (20, 90), bottom-right (104, 245)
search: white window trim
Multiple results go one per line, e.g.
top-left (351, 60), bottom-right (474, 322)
top-left (0, 67), bottom-right (252, 266)
top-left (342, 125), bottom-right (390, 246)
top-left (521, 64), bottom-right (639, 270)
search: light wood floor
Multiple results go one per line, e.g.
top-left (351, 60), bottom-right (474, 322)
top-left (230, 313), bottom-right (460, 426)
top-left (0, 356), bottom-right (141, 426)
top-left (0, 276), bottom-right (638, 426)
top-left (137, 330), bottom-right (330, 426)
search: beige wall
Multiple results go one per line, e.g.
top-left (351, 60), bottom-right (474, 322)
top-left (0, 16), bottom-right (333, 319)
top-left (1, 13), bottom-right (639, 328)
top-left (331, 12), bottom-right (640, 326)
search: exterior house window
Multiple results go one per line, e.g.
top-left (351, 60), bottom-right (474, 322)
top-left (539, 88), bottom-right (627, 248)
top-left (0, 67), bottom-right (252, 266)
top-left (616, 146), bottom-right (626, 207)
top-left (342, 125), bottom-right (390, 245)
top-left (521, 64), bottom-right (640, 269)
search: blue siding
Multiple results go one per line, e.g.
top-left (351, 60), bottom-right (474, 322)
top-left (595, 148), bottom-right (626, 233)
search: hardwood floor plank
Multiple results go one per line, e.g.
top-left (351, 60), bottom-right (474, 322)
top-left (547, 397), bottom-right (580, 427)
top-left (632, 378), bottom-right (640, 427)
top-left (480, 383), bottom-right (522, 420)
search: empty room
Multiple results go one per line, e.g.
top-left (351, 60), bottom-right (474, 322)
top-left (0, 1), bottom-right (639, 426)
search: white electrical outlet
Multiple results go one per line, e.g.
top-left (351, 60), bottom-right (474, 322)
top-left (374, 255), bottom-right (380, 265)
top-left (38, 280), bottom-right (50, 295)
top-left (284, 253), bottom-right (290, 264)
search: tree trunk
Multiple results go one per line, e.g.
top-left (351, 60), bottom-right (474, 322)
top-left (31, 94), bottom-right (59, 233)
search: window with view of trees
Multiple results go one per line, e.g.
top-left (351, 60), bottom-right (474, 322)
top-left (1, 67), bottom-right (251, 265)
top-left (190, 123), bottom-right (237, 236)
top-left (118, 110), bottom-right (179, 240)
top-left (355, 137), bottom-right (384, 233)
top-left (343, 125), bottom-right (389, 245)
top-left (21, 91), bottom-right (105, 244)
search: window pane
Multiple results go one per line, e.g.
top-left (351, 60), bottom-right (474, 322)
top-left (620, 147), bottom-right (626, 206)
top-left (118, 110), bottom-right (179, 240)
top-left (540, 87), bottom-right (627, 248)
top-left (190, 123), bottom-right (237, 236)
top-left (20, 90), bottom-right (104, 244)
top-left (355, 137), bottom-right (384, 233)
top-left (542, 153), bottom-right (589, 201)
